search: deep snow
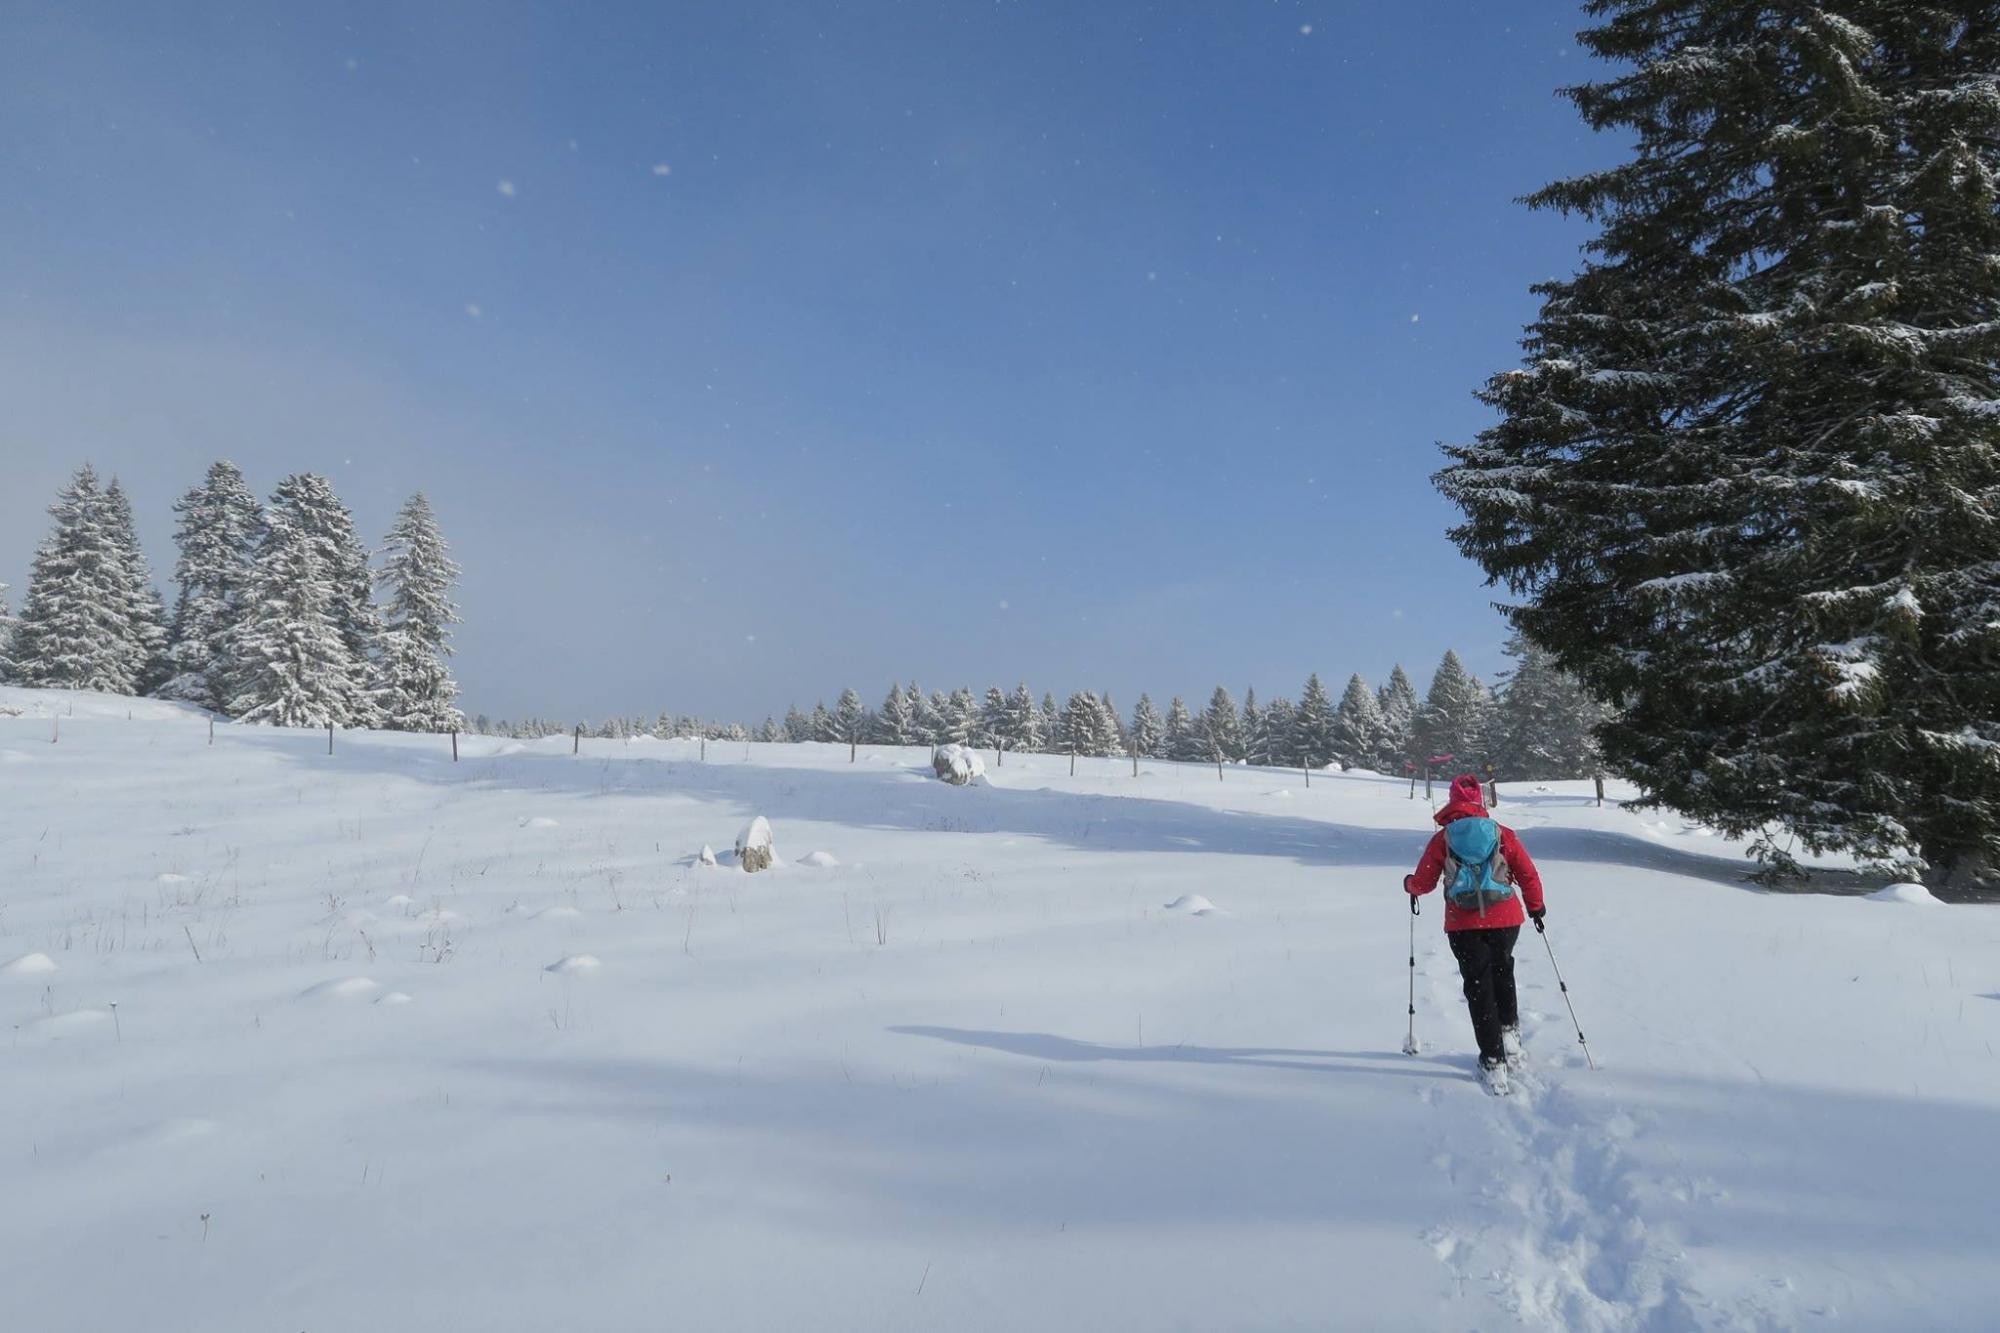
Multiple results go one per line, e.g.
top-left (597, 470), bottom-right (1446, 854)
top-left (3, 686), bottom-right (1997, 1331)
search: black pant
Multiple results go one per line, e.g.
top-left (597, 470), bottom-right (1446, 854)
top-left (1448, 926), bottom-right (1520, 1065)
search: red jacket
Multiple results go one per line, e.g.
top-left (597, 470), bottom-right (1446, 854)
top-left (1406, 778), bottom-right (1545, 933)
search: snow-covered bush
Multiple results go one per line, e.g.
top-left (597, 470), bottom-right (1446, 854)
top-left (931, 743), bottom-right (986, 786)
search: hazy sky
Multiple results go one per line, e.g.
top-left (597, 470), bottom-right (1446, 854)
top-left (1, 2), bottom-right (1619, 722)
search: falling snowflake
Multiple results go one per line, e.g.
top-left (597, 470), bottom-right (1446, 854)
top-left (465, 303), bottom-right (484, 318)
top-left (1299, 24), bottom-right (1313, 36)
top-left (651, 163), bottom-right (673, 177)
top-left (1410, 313), bottom-right (1421, 323)
top-left (497, 180), bottom-right (516, 197)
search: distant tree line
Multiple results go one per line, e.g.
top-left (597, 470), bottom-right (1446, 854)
top-left (466, 642), bottom-right (1610, 784)
top-left (0, 462), bottom-right (462, 732)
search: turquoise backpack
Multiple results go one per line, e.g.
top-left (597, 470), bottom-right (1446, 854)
top-left (1441, 817), bottom-right (1515, 915)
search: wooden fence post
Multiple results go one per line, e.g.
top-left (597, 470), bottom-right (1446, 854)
top-left (1594, 774), bottom-right (1605, 807)
top-left (1132, 751), bottom-right (1138, 778)
top-left (451, 730), bottom-right (459, 762)
top-left (574, 725), bottom-right (581, 755)
top-left (1070, 746), bottom-right (1076, 777)
top-left (208, 718), bottom-right (214, 746)
top-left (327, 722), bottom-right (334, 755)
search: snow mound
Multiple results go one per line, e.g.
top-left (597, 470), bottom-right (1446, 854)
top-left (931, 743), bottom-right (987, 786)
top-left (0, 750), bottom-right (33, 765)
top-left (697, 845), bottom-right (718, 867)
top-left (520, 816), bottom-right (560, 829)
top-left (375, 991), bottom-right (415, 1006)
top-left (800, 850), bottom-right (840, 868)
top-left (1163, 894), bottom-right (1219, 916)
top-left (156, 872), bottom-right (189, 885)
top-left (2, 951), bottom-right (60, 977)
top-left (384, 893), bottom-right (416, 908)
top-left (534, 905), bottom-right (583, 920)
top-left (28, 1007), bottom-right (113, 1036)
top-left (1867, 882), bottom-right (1942, 906)
top-left (736, 816), bottom-right (776, 873)
top-left (545, 954), bottom-right (602, 975)
top-left (0, 685), bottom-right (207, 722)
top-left (297, 977), bottom-right (380, 1001)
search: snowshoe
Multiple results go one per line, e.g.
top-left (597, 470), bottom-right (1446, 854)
top-left (1501, 1025), bottom-right (1524, 1069)
top-left (1478, 1058), bottom-right (1512, 1097)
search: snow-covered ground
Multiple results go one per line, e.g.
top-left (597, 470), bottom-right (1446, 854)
top-left (3, 686), bottom-right (1996, 1331)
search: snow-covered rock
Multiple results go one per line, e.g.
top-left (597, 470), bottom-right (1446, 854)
top-left (932, 743), bottom-right (986, 786)
top-left (544, 954), bottom-right (602, 976)
top-left (736, 816), bottom-right (775, 873)
top-left (800, 850), bottom-right (840, 868)
top-left (1163, 894), bottom-right (1218, 916)
top-left (697, 844), bottom-right (718, 867)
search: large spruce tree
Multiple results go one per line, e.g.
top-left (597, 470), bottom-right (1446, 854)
top-left (1439, 3), bottom-right (2000, 888)
top-left (160, 460), bottom-right (266, 711)
top-left (0, 582), bottom-right (14, 683)
top-left (1332, 674), bottom-right (1387, 771)
top-left (1376, 666), bottom-right (1420, 772)
top-left (13, 465), bottom-right (147, 694)
top-left (266, 474), bottom-right (384, 724)
top-left (1292, 672), bottom-right (1335, 770)
top-left (375, 492), bottom-right (463, 733)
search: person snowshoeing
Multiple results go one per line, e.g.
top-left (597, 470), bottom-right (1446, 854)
top-left (1405, 773), bottom-right (1545, 1095)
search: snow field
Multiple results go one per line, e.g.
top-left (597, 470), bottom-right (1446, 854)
top-left (2, 692), bottom-right (1998, 1330)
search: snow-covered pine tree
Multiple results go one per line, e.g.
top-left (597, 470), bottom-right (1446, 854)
top-left (228, 515), bottom-right (362, 728)
top-left (102, 479), bottom-right (170, 694)
top-left (160, 460), bottom-right (265, 711)
top-left (1292, 672), bottom-right (1334, 770)
top-left (1438, 3), bottom-right (2000, 888)
top-left (1493, 632), bottom-right (1609, 781)
top-left (1416, 650), bottom-right (1490, 773)
top-left (874, 682), bottom-right (915, 745)
top-left (1059, 692), bottom-right (1108, 757)
top-left (1164, 695), bottom-right (1203, 761)
top-left (266, 474), bottom-right (384, 724)
top-left (0, 582), bottom-right (14, 683)
top-left (1095, 691), bottom-right (1125, 756)
top-left (1331, 674), bottom-right (1386, 771)
top-left (945, 686), bottom-right (979, 745)
top-left (1008, 683), bottom-right (1041, 751)
top-left (374, 493), bottom-right (463, 732)
top-left (914, 689), bottom-right (947, 745)
top-left (783, 704), bottom-right (811, 742)
top-left (834, 688), bottom-right (869, 745)
top-left (1376, 666), bottom-right (1419, 772)
top-left (759, 716), bottom-right (782, 743)
top-left (1129, 693), bottom-right (1163, 758)
top-left (1240, 689), bottom-right (1263, 763)
top-left (981, 686), bottom-right (1010, 750)
top-left (810, 700), bottom-right (835, 742)
top-left (1201, 686), bottom-right (1242, 763)
top-left (12, 465), bottom-right (147, 694)
top-left (1260, 696), bottom-right (1297, 768)
top-left (1039, 692), bottom-right (1060, 752)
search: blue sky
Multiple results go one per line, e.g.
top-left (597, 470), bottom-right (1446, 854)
top-left (0, 2), bottom-right (1618, 722)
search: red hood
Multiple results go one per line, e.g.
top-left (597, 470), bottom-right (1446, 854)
top-left (1434, 774), bottom-right (1487, 825)
top-left (1434, 798), bottom-right (1489, 827)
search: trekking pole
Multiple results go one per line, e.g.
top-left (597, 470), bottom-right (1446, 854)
top-left (1534, 920), bottom-right (1595, 1071)
top-left (1402, 891), bottom-right (1420, 1055)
